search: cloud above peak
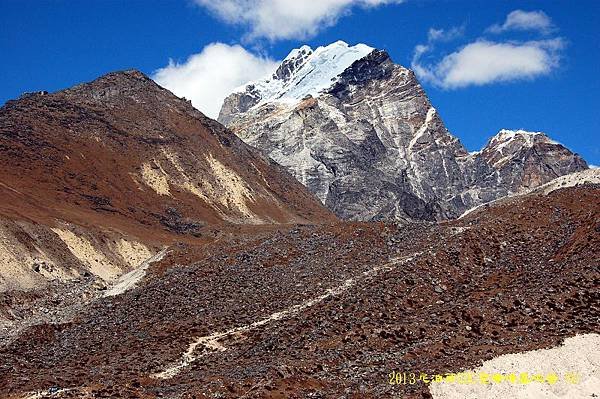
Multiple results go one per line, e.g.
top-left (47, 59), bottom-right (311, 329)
top-left (412, 10), bottom-right (565, 89)
top-left (414, 39), bottom-right (564, 89)
top-left (194, 0), bottom-right (404, 42)
top-left (487, 10), bottom-right (554, 34)
top-left (427, 26), bottom-right (465, 43)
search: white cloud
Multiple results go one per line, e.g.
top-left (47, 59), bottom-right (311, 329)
top-left (413, 10), bottom-right (564, 89)
top-left (194, 0), bottom-right (404, 41)
top-left (413, 39), bottom-right (565, 89)
top-left (427, 26), bottom-right (465, 43)
top-left (487, 10), bottom-right (554, 34)
top-left (152, 43), bottom-right (278, 118)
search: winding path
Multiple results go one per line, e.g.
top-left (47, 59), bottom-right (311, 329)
top-left (152, 252), bottom-right (422, 379)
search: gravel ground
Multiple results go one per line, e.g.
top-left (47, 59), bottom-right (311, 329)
top-left (1, 185), bottom-right (598, 399)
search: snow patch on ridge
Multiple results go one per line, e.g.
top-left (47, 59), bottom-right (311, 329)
top-left (485, 129), bottom-right (561, 168)
top-left (234, 41), bottom-right (374, 108)
top-left (490, 129), bottom-right (559, 150)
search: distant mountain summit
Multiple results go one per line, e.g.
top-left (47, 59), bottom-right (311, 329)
top-left (219, 41), bottom-right (587, 221)
top-left (219, 41), bottom-right (374, 124)
top-left (474, 129), bottom-right (588, 193)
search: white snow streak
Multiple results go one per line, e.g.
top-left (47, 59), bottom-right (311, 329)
top-left (409, 107), bottom-right (436, 150)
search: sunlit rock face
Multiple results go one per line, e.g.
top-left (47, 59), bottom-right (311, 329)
top-left (219, 41), bottom-right (587, 221)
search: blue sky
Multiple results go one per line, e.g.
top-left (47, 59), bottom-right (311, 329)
top-left (1, 0), bottom-right (598, 164)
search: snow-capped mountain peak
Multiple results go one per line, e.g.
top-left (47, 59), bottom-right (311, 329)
top-left (282, 44), bottom-right (313, 62)
top-left (232, 41), bottom-right (374, 108)
top-left (484, 129), bottom-right (561, 161)
top-left (490, 129), bottom-right (560, 148)
top-left (482, 129), bottom-right (568, 168)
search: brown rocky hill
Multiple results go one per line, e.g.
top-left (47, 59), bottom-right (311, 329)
top-left (0, 70), bottom-right (333, 291)
top-left (1, 172), bottom-right (598, 398)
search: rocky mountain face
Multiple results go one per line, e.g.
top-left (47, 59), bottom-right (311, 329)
top-left (470, 129), bottom-right (589, 195)
top-left (0, 70), bottom-right (333, 292)
top-left (219, 41), bottom-right (588, 221)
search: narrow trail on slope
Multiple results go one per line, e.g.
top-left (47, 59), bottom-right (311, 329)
top-left (152, 252), bottom-right (422, 379)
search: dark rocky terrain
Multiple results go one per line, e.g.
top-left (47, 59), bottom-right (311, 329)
top-left (0, 70), bottom-right (333, 363)
top-left (1, 179), bottom-right (598, 398)
top-left (219, 42), bottom-right (587, 221)
top-left (0, 65), bottom-right (597, 399)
